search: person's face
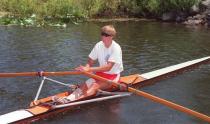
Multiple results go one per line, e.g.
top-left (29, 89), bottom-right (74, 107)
top-left (101, 32), bottom-right (113, 48)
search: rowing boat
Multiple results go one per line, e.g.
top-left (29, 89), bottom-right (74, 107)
top-left (0, 56), bottom-right (210, 123)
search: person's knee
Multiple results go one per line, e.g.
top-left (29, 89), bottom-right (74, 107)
top-left (87, 90), bottom-right (96, 96)
top-left (87, 83), bottom-right (99, 95)
top-left (85, 78), bottom-right (95, 88)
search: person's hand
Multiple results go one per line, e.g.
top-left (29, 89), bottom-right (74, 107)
top-left (75, 65), bottom-right (90, 72)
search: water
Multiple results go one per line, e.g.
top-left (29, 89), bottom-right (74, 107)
top-left (0, 22), bottom-right (210, 124)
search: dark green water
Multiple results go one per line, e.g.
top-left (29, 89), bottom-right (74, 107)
top-left (0, 22), bottom-right (210, 124)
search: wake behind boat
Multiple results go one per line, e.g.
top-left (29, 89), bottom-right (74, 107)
top-left (0, 56), bottom-right (210, 123)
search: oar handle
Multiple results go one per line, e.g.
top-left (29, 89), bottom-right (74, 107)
top-left (0, 71), bottom-right (82, 77)
top-left (82, 71), bottom-right (210, 123)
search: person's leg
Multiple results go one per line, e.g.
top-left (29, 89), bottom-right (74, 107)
top-left (52, 78), bottom-right (95, 103)
top-left (75, 82), bottom-right (100, 100)
top-left (52, 74), bottom-right (120, 104)
top-left (65, 78), bottom-right (96, 101)
top-left (97, 74), bottom-right (121, 91)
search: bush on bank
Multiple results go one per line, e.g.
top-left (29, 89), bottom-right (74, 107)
top-left (0, 0), bottom-right (200, 26)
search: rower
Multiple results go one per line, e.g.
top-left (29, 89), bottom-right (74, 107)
top-left (53, 25), bottom-right (124, 104)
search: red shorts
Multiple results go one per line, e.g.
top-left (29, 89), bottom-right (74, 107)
top-left (96, 72), bottom-right (122, 90)
top-left (85, 72), bottom-right (120, 89)
top-left (95, 72), bottom-right (118, 81)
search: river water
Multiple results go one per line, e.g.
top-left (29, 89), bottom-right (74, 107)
top-left (0, 22), bottom-right (209, 124)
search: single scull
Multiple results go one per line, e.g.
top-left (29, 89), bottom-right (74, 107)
top-left (0, 56), bottom-right (210, 123)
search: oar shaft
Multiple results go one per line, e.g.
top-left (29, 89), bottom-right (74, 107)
top-left (0, 72), bottom-right (38, 77)
top-left (128, 87), bottom-right (210, 122)
top-left (0, 71), bottom-right (82, 77)
top-left (82, 71), bottom-right (210, 123)
top-left (43, 71), bottom-right (82, 76)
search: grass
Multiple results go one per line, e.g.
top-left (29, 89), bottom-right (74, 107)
top-left (0, 0), bottom-right (201, 26)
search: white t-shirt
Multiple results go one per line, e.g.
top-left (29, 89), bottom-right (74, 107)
top-left (89, 40), bottom-right (123, 74)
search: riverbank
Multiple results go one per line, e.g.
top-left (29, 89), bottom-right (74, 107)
top-left (0, 0), bottom-right (210, 27)
top-left (87, 18), bottom-right (156, 22)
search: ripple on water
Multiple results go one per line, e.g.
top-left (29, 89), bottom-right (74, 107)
top-left (0, 22), bottom-right (210, 124)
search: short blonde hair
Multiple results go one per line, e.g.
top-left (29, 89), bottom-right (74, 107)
top-left (101, 25), bottom-right (116, 37)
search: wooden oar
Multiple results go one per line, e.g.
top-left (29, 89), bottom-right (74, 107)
top-left (82, 71), bottom-right (210, 123)
top-left (0, 71), bottom-right (82, 77)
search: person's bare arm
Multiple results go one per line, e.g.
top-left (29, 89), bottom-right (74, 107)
top-left (76, 57), bottom-right (114, 72)
top-left (85, 57), bottom-right (95, 68)
top-left (89, 62), bottom-right (114, 72)
top-left (75, 57), bottom-right (95, 72)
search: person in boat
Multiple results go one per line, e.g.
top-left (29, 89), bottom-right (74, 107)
top-left (53, 25), bottom-right (123, 104)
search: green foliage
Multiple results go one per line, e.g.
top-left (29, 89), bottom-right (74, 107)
top-left (0, 0), bottom-right (35, 17)
top-left (43, 0), bottom-right (85, 22)
top-left (135, 0), bottom-right (200, 15)
top-left (120, 0), bottom-right (141, 14)
top-left (0, 0), bottom-right (201, 26)
top-left (168, 0), bottom-right (196, 11)
top-left (77, 0), bottom-right (102, 16)
top-left (0, 0), bottom-right (86, 26)
top-left (99, 0), bottom-right (120, 13)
